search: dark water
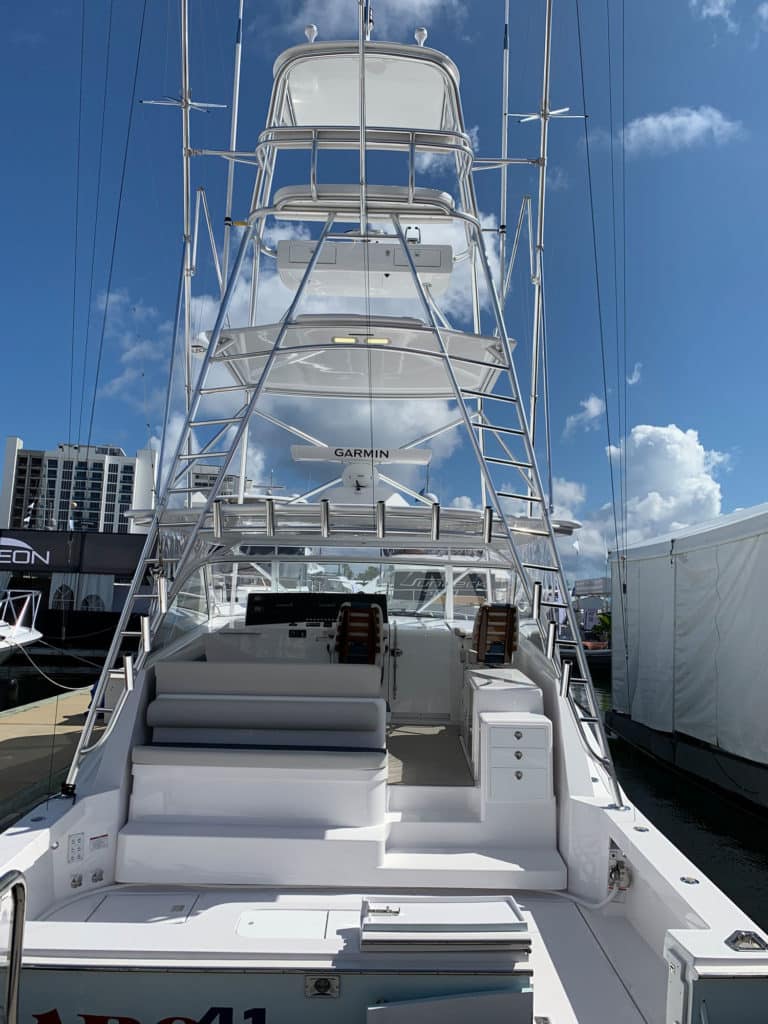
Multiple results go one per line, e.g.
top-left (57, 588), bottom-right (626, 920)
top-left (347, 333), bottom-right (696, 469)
top-left (610, 738), bottom-right (768, 931)
top-left (0, 647), bottom-right (101, 709)
top-left (589, 679), bottom-right (768, 933)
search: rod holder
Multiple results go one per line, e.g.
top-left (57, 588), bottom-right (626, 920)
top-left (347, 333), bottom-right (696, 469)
top-left (560, 658), bottom-right (571, 698)
top-left (532, 580), bottom-right (542, 620)
top-left (140, 615), bottom-right (152, 654)
top-left (157, 576), bottom-right (168, 615)
top-left (320, 499), bottom-right (330, 538)
top-left (212, 500), bottom-right (222, 539)
top-left (430, 502), bottom-right (441, 541)
top-left (546, 620), bottom-right (556, 660)
top-left (482, 505), bottom-right (494, 544)
top-left (265, 498), bottom-right (275, 535)
top-left (124, 654), bottom-right (134, 693)
top-left (376, 500), bottom-right (386, 539)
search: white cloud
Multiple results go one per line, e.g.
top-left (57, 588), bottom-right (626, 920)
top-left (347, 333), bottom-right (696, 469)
top-left (563, 394), bottom-right (605, 436)
top-left (607, 424), bottom-right (728, 540)
top-left (552, 424), bottom-right (729, 578)
top-left (285, 0), bottom-right (463, 40)
top-left (626, 361), bottom-right (642, 386)
top-left (547, 166), bottom-right (569, 192)
top-left (624, 106), bottom-right (742, 155)
top-left (552, 477), bottom-right (586, 517)
top-left (450, 495), bottom-right (477, 510)
top-left (416, 125), bottom-right (479, 175)
top-left (689, 0), bottom-right (738, 31)
top-left (757, 2), bottom-right (768, 30)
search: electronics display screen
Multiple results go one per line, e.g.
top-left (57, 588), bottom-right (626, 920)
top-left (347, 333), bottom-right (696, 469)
top-left (245, 591), bottom-right (388, 626)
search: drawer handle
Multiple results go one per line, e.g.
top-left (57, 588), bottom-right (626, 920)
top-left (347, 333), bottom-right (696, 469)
top-left (515, 750), bottom-right (523, 760)
top-left (514, 730), bottom-right (523, 740)
top-left (515, 770), bottom-right (523, 780)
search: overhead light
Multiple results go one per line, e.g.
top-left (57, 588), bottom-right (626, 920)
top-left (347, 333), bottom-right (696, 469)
top-left (366, 337), bottom-right (390, 345)
top-left (333, 336), bottom-right (357, 344)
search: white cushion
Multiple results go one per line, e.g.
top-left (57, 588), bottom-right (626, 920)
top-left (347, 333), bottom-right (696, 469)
top-left (155, 660), bottom-right (382, 698)
top-left (147, 694), bottom-right (383, 733)
top-left (132, 745), bottom-right (386, 772)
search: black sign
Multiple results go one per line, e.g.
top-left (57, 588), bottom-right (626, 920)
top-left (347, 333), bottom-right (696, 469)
top-left (0, 529), bottom-right (144, 575)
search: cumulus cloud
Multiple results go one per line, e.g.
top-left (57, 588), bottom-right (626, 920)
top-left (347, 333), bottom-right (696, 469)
top-left (450, 495), bottom-right (477, 510)
top-left (626, 361), bottom-right (642, 386)
top-left (607, 424), bottom-right (728, 539)
top-left (552, 477), bottom-right (586, 516)
top-left (552, 424), bottom-right (729, 578)
top-left (624, 106), bottom-right (742, 155)
top-left (689, 0), bottom-right (738, 32)
top-left (563, 394), bottom-right (605, 436)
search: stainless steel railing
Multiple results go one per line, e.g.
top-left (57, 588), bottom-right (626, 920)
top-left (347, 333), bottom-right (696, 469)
top-left (0, 870), bottom-right (26, 1024)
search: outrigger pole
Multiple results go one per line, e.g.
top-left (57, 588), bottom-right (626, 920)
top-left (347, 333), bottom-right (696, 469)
top-left (528, 0), bottom-right (554, 454)
top-left (499, 0), bottom-right (511, 296)
top-left (222, 0), bottom-right (245, 290)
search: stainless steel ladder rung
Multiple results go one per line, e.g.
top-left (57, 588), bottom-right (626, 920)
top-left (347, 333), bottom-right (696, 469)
top-left (484, 456), bottom-right (533, 469)
top-left (498, 491), bottom-right (543, 503)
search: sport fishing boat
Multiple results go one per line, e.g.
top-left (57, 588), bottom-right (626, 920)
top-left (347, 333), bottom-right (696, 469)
top-left (2, 3), bottom-right (768, 1022)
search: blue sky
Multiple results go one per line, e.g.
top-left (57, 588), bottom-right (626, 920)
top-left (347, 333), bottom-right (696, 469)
top-left (2, 0), bottom-right (767, 574)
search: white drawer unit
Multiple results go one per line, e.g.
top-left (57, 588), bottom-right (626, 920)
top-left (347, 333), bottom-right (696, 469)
top-left (490, 746), bottom-right (549, 768)
top-left (480, 712), bottom-right (553, 804)
top-left (489, 767), bottom-right (550, 803)
top-left (488, 724), bottom-right (548, 749)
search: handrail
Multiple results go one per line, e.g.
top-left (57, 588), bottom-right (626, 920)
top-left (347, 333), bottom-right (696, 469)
top-left (0, 591), bottom-right (41, 633)
top-left (0, 870), bottom-right (26, 1024)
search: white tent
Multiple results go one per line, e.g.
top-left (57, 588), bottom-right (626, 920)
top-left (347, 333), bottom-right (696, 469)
top-left (610, 502), bottom-right (768, 764)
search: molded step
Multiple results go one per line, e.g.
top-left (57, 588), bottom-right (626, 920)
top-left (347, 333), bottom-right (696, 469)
top-left (116, 820), bottom-right (385, 886)
top-left (380, 846), bottom-right (567, 890)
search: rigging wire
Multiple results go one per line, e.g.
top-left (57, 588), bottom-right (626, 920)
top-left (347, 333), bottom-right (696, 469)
top-left (77, 0), bottom-right (116, 449)
top-left (84, 0), bottom-right (150, 455)
top-left (574, 0), bottom-right (628, 651)
top-left (67, 0), bottom-right (86, 447)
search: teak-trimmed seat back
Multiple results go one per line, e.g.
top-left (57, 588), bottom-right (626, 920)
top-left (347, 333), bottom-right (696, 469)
top-left (472, 603), bottom-right (519, 666)
top-left (335, 601), bottom-right (383, 665)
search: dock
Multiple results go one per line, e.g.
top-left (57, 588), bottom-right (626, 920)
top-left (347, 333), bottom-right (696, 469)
top-left (0, 688), bottom-right (90, 827)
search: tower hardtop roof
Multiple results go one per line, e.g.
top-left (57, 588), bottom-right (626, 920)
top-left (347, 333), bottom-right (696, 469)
top-left (272, 41), bottom-right (461, 131)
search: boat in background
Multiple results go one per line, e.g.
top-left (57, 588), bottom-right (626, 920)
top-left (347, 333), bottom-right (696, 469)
top-left (0, 590), bottom-right (42, 665)
top-left (2, 3), bottom-right (768, 1022)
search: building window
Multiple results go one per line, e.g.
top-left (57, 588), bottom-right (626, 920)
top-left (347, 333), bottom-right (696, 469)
top-left (51, 585), bottom-right (75, 611)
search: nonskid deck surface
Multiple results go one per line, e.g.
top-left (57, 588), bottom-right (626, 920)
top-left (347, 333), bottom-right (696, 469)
top-left (29, 888), bottom-right (665, 1023)
top-left (387, 725), bottom-right (473, 787)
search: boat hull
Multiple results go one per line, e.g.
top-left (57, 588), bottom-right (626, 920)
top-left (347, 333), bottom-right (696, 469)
top-left (22, 967), bottom-right (531, 1024)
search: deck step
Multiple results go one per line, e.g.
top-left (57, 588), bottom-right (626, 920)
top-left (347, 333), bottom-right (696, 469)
top-left (380, 846), bottom-right (567, 890)
top-left (116, 820), bottom-right (385, 886)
